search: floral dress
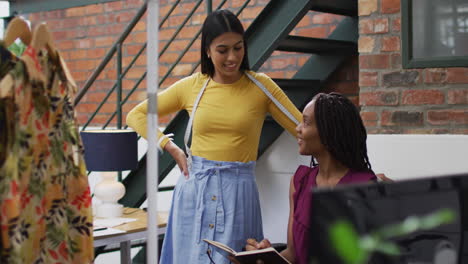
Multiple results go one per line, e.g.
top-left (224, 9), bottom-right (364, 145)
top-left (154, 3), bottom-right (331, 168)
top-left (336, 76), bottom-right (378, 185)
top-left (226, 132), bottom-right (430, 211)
top-left (0, 44), bottom-right (93, 264)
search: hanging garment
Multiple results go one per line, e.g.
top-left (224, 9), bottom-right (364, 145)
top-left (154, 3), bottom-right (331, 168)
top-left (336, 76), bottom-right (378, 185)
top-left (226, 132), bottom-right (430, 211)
top-left (0, 45), bottom-right (93, 264)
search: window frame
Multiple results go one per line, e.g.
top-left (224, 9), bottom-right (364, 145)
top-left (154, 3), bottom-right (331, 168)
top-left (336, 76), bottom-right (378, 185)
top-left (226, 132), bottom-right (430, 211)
top-left (402, 0), bottom-right (468, 68)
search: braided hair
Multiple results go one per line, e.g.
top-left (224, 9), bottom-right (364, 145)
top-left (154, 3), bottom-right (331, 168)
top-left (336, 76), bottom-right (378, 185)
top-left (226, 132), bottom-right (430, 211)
top-left (312, 92), bottom-right (372, 172)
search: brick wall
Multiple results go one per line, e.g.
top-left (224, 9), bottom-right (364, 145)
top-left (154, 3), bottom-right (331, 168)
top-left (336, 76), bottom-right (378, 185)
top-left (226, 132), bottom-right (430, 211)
top-left (358, 0), bottom-right (468, 134)
top-left (27, 0), bottom-right (356, 127)
top-left (28, 0), bottom-right (148, 126)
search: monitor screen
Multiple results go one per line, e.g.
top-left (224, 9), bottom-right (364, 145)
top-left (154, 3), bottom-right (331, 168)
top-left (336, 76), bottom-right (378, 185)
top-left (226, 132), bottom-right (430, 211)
top-left (309, 173), bottom-right (468, 264)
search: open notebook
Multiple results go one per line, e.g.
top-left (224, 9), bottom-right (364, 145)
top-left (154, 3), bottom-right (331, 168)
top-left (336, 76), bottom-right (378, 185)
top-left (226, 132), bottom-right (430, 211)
top-left (203, 239), bottom-right (291, 264)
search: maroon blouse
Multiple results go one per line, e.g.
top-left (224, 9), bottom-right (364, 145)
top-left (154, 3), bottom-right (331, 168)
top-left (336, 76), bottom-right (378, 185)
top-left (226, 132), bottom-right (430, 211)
top-left (292, 165), bottom-right (376, 264)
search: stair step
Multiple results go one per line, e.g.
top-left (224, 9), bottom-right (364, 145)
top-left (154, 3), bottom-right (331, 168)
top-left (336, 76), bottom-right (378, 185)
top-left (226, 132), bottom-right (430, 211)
top-left (273, 78), bottom-right (320, 90)
top-left (294, 17), bottom-right (358, 82)
top-left (245, 0), bottom-right (314, 70)
top-left (277, 35), bottom-right (356, 54)
top-left (309, 0), bottom-right (357, 17)
top-left (273, 78), bottom-right (321, 111)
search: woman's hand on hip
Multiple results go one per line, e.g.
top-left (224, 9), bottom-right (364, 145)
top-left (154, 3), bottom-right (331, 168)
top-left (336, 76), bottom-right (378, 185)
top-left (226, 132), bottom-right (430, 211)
top-left (164, 141), bottom-right (189, 178)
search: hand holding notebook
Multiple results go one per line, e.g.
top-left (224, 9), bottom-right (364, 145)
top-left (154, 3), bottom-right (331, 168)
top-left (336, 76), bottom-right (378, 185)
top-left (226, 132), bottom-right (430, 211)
top-left (203, 239), bottom-right (291, 264)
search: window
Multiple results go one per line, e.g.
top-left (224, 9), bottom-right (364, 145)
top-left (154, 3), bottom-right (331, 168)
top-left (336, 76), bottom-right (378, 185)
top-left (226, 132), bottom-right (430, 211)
top-left (402, 0), bottom-right (468, 68)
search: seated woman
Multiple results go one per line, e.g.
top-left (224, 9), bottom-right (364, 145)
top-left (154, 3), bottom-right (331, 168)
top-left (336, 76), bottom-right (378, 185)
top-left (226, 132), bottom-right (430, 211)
top-left (244, 92), bottom-right (377, 264)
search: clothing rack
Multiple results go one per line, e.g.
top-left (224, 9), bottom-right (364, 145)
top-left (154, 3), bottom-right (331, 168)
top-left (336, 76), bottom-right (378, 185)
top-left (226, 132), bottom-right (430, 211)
top-left (2, 5), bottom-right (161, 262)
top-left (146, 1), bottom-right (160, 263)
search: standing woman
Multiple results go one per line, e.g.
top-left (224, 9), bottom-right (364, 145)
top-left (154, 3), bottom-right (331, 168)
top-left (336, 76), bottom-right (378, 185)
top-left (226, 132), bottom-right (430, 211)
top-left (126, 9), bottom-right (301, 264)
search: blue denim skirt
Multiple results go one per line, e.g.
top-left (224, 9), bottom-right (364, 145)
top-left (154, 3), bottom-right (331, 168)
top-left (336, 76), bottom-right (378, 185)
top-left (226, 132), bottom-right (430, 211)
top-left (160, 156), bottom-right (264, 264)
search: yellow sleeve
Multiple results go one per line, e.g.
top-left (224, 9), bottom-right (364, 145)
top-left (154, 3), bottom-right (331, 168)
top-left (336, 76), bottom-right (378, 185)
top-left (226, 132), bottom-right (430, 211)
top-left (256, 73), bottom-right (302, 137)
top-left (126, 74), bottom-right (195, 149)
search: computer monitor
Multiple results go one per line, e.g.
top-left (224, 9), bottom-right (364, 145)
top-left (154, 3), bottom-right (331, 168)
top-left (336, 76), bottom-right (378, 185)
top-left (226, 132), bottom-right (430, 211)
top-left (309, 173), bottom-right (468, 264)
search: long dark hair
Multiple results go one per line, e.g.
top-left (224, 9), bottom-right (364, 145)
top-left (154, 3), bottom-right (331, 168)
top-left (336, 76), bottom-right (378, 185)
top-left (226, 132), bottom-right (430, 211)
top-left (200, 9), bottom-right (250, 77)
top-left (313, 92), bottom-right (372, 172)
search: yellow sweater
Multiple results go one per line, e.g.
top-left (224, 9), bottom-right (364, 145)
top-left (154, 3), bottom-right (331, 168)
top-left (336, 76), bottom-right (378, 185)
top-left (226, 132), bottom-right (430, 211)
top-left (126, 71), bottom-right (302, 162)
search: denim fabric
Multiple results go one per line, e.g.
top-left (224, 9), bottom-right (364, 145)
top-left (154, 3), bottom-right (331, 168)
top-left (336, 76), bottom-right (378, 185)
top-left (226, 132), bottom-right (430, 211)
top-left (160, 156), bottom-right (264, 264)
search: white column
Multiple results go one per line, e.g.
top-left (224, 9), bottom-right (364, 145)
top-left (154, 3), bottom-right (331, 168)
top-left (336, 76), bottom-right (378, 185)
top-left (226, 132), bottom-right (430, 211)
top-left (146, 0), bottom-right (159, 263)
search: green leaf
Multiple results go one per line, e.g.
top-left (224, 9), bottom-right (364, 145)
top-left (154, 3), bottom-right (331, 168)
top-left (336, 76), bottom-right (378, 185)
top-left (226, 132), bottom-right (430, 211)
top-left (378, 209), bottom-right (456, 239)
top-left (359, 235), bottom-right (400, 256)
top-left (420, 209), bottom-right (456, 230)
top-left (400, 216), bottom-right (419, 234)
top-left (329, 220), bottom-right (367, 264)
top-left (359, 235), bottom-right (379, 251)
top-left (328, 209), bottom-right (456, 264)
top-left (373, 241), bottom-right (401, 256)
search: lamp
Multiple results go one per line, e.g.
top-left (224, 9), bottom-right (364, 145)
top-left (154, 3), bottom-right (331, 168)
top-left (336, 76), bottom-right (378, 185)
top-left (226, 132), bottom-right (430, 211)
top-left (80, 129), bottom-right (138, 218)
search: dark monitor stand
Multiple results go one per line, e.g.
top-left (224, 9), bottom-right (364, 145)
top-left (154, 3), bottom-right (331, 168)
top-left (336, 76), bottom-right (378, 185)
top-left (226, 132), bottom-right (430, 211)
top-left (309, 173), bottom-right (468, 264)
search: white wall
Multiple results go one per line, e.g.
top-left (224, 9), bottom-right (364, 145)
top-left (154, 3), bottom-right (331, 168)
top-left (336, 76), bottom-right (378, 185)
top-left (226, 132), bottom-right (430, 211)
top-left (255, 132), bottom-right (306, 244)
top-left (367, 135), bottom-right (468, 180)
top-left (256, 133), bottom-right (468, 243)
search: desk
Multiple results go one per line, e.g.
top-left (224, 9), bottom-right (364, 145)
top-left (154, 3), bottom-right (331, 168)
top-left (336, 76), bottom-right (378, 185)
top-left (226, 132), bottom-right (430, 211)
top-left (93, 208), bottom-right (168, 264)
